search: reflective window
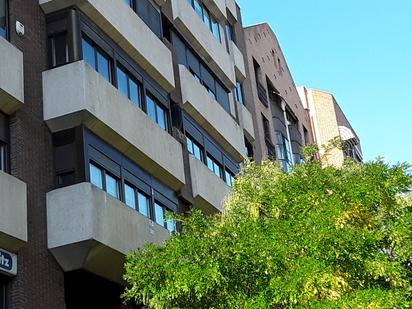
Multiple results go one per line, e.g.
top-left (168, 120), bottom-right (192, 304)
top-left (116, 67), bottom-right (128, 97)
top-left (275, 132), bottom-right (292, 172)
top-left (225, 170), bottom-right (235, 187)
top-left (212, 20), bottom-right (221, 41)
top-left (0, 0), bottom-right (6, 38)
top-left (89, 163), bottom-right (103, 189)
top-left (167, 218), bottom-right (175, 233)
top-left (82, 38), bottom-right (95, 68)
top-left (188, 0), bottom-right (221, 43)
top-left (124, 183), bottom-right (136, 209)
top-left (106, 173), bottom-right (120, 198)
top-left (146, 94), bottom-right (167, 130)
top-left (97, 51), bottom-right (111, 82)
top-left (186, 136), bottom-right (202, 161)
top-left (154, 202), bottom-right (164, 227)
top-left (137, 192), bottom-right (150, 218)
top-left (235, 81), bottom-right (244, 104)
top-left (194, 0), bottom-right (203, 19)
top-left (207, 155), bottom-right (222, 178)
top-left (82, 37), bottom-right (112, 82)
top-left (117, 66), bottom-right (141, 108)
top-left (225, 22), bottom-right (234, 42)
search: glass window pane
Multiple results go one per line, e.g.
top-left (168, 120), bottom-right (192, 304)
top-left (187, 137), bottom-right (193, 154)
top-left (193, 144), bottom-right (202, 161)
top-left (117, 67), bottom-right (128, 97)
top-left (124, 183), bottom-right (136, 209)
top-left (106, 173), bottom-right (119, 199)
top-left (167, 218), bottom-right (175, 233)
top-left (123, 0), bottom-right (133, 8)
top-left (97, 51), bottom-right (111, 82)
top-left (154, 203), bottom-right (164, 226)
top-left (129, 79), bottom-right (140, 108)
top-left (212, 20), bottom-right (221, 42)
top-left (207, 156), bottom-right (214, 172)
top-left (203, 9), bottom-right (210, 29)
top-left (156, 105), bottom-right (166, 130)
top-left (146, 96), bottom-right (157, 123)
top-left (194, 0), bottom-right (203, 19)
top-left (82, 38), bottom-right (95, 69)
top-left (213, 162), bottom-right (222, 178)
top-left (137, 192), bottom-right (149, 217)
top-left (89, 163), bottom-right (103, 189)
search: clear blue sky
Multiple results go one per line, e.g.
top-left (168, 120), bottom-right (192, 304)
top-left (237, 0), bottom-right (412, 164)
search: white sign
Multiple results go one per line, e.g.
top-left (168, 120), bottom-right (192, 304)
top-left (0, 248), bottom-right (17, 276)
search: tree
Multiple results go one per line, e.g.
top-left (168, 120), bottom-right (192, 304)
top-left (123, 150), bottom-right (412, 308)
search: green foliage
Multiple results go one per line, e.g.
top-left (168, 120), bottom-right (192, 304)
top-left (123, 155), bottom-right (412, 308)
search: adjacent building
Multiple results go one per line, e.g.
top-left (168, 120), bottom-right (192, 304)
top-left (298, 86), bottom-right (362, 166)
top-left (0, 0), bottom-right (253, 307)
top-left (243, 23), bottom-right (313, 170)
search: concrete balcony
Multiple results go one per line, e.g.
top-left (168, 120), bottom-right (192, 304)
top-left (0, 37), bottom-right (24, 114)
top-left (179, 65), bottom-right (245, 162)
top-left (229, 41), bottom-right (246, 81)
top-left (203, 0), bottom-right (227, 21)
top-left (0, 171), bottom-right (27, 253)
top-left (239, 103), bottom-right (255, 141)
top-left (47, 183), bottom-right (169, 283)
top-left (171, 0), bottom-right (235, 89)
top-left (225, 0), bottom-right (238, 21)
top-left (39, 0), bottom-right (175, 92)
top-left (43, 61), bottom-right (185, 190)
top-left (189, 156), bottom-right (231, 214)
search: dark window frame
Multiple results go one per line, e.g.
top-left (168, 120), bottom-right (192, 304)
top-left (183, 114), bottom-right (238, 185)
top-left (186, 0), bottom-right (221, 43)
top-left (83, 130), bottom-right (179, 225)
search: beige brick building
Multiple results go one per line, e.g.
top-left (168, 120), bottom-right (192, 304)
top-left (298, 87), bottom-right (362, 167)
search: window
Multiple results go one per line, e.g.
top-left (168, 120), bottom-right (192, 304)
top-left (225, 22), bottom-right (234, 42)
top-left (89, 162), bottom-right (120, 197)
top-left (146, 94), bottom-right (167, 130)
top-left (50, 32), bottom-right (68, 67)
top-left (116, 66), bottom-right (141, 108)
top-left (187, 136), bottom-right (203, 161)
top-left (82, 37), bottom-right (112, 82)
top-left (0, 0), bottom-right (6, 38)
top-left (187, 0), bottom-right (221, 43)
top-left (0, 142), bottom-right (6, 172)
top-left (105, 173), bottom-right (120, 199)
top-left (207, 155), bottom-right (222, 178)
top-left (235, 81), bottom-right (244, 104)
top-left (125, 183), bottom-right (150, 217)
top-left (275, 132), bottom-right (292, 172)
top-left (155, 202), bottom-right (176, 232)
top-left (262, 115), bottom-right (271, 141)
top-left (89, 163), bottom-right (103, 189)
top-left (225, 170), bottom-right (235, 187)
top-left (123, 0), bottom-right (162, 38)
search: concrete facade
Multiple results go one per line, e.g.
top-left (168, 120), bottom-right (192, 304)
top-left (0, 0), bottom-right (255, 306)
top-left (171, 0), bottom-right (236, 88)
top-left (39, 0), bottom-right (176, 92)
top-left (298, 87), bottom-right (362, 166)
top-left (179, 65), bottom-right (245, 162)
top-left (0, 171), bottom-right (27, 253)
top-left (244, 23), bottom-right (313, 165)
top-left (43, 61), bottom-right (186, 190)
top-left (189, 155), bottom-right (231, 214)
top-left (0, 37), bottom-right (24, 115)
top-left (47, 183), bottom-right (170, 283)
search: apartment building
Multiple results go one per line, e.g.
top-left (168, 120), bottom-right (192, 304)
top-left (298, 86), bottom-right (362, 166)
top-left (244, 23), bottom-right (313, 170)
top-left (0, 0), bottom-right (253, 307)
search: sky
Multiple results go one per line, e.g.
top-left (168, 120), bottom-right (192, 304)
top-left (237, 0), bottom-right (412, 164)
